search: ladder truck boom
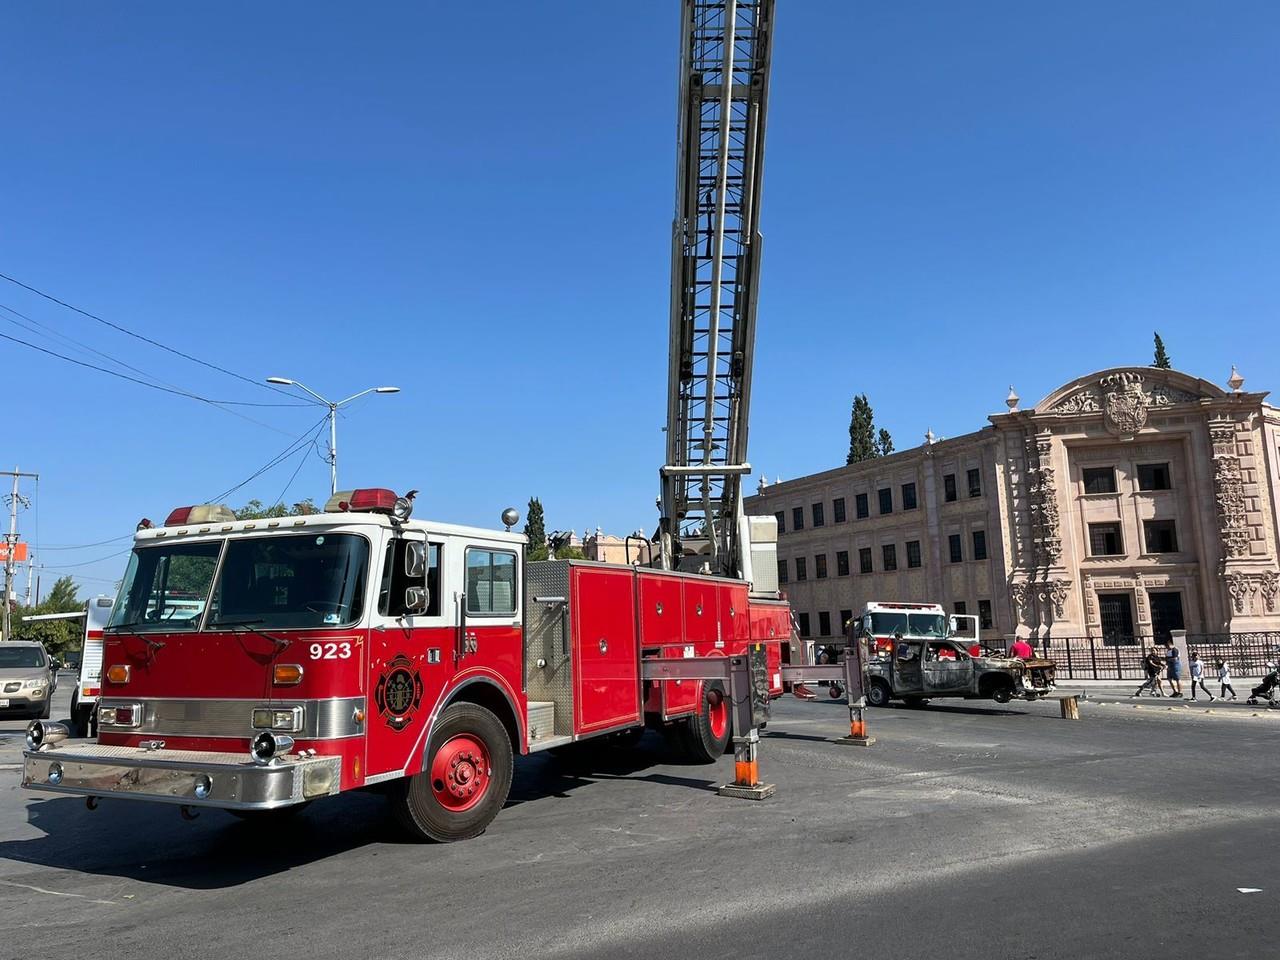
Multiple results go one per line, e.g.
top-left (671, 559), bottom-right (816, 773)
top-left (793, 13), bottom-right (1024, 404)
top-left (659, 0), bottom-right (775, 583)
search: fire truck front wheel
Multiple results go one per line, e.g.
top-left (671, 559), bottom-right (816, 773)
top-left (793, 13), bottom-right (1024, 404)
top-left (390, 702), bottom-right (513, 843)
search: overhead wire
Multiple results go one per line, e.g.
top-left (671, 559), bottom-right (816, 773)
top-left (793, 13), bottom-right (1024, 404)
top-left (0, 270), bottom-right (299, 400)
top-left (205, 411), bottom-right (332, 505)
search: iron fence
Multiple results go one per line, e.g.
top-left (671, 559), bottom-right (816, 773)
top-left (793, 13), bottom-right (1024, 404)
top-left (1029, 633), bottom-right (1280, 682)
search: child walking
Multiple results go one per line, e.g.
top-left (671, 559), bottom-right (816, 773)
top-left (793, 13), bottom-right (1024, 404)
top-left (1189, 653), bottom-right (1215, 701)
top-left (1217, 659), bottom-right (1237, 700)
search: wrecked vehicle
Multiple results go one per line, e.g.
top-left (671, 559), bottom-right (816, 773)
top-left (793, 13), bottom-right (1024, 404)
top-left (862, 615), bottom-right (1056, 707)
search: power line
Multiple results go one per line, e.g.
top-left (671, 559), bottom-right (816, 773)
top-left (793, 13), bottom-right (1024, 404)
top-left (205, 412), bottom-right (332, 505)
top-left (41, 548), bottom-right (133, 569)
top-left (0, 328), bottom-right (301, 437)
top-left (38, 534), bottom-right (136, 551)
top-left (0, 302), bottom-right (310, 410)
top-left (0, 270), bottom-right (299, 400)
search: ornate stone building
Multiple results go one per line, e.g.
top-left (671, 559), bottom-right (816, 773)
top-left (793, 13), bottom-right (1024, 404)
top-left (745, 366), bottom-right (1280, 643)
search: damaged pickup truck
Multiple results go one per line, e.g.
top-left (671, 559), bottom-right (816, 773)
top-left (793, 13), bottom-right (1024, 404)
top-left (863, 622), bottom-right (1056, 707)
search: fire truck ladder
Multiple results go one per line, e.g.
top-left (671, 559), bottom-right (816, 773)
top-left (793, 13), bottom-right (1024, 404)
top-left (658, 0), bottom-right (774, 579)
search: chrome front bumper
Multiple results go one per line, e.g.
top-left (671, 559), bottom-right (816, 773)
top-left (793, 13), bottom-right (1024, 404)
top-left (22, 743), bottom-right (342, 810)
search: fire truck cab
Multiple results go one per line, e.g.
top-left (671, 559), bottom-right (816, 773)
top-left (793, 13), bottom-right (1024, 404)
top-left (23, 489), bottom-right (785, 842)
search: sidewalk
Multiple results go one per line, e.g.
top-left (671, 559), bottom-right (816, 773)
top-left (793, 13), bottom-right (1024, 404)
top-left (1053, 679), bottom-right (1276, 707)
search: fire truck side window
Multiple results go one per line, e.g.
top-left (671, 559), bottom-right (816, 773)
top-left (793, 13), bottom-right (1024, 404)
top-left (465, 549), bottom-right (517, 615)
top-left (379, 541), bottom-right (441, 617)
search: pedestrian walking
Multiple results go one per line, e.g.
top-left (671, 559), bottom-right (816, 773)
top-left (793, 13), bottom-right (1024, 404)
top-left (1188, 653), bottom-right (1215, 701)
top-left (1133, 648), bottom-right (1165, 697)
top-left (1164, 642), bottom-right (1183, 697)
top-left (1217, 659), bottom-right (1237, 700)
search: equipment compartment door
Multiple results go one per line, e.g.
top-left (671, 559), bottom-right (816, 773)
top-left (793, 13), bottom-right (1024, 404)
top-left (571, 566), bottom-right (641, 734)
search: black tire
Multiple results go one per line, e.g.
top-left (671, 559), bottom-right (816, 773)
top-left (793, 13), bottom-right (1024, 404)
top-left (676, 680), bottom-right (733, 763)
top-left (39, 699), bottom-right (51, 720)
top-left (388, 701), bottom-right (513, 843)
top-left (866, 680), bottom-right (892, 708)
top-left (828, 683), bottom-right (845, 700)
top-left (992, 685), bottom-right (1013, 705)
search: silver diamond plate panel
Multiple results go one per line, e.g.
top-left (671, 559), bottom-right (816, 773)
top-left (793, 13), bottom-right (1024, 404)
top-left (523, 560), bottom-right (575, 736)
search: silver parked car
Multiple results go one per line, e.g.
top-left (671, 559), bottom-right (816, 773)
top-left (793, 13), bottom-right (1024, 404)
top-left (0, 641), bottom-right (55, 719)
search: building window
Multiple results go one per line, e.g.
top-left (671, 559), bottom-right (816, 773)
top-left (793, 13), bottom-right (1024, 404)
top-left (1137, 463), bottom-right (1172, 491)
top-left (839, 609), bottom-right (853, 632)
top-left (833, 497), bottom-right (846, 523)
top-left (859, 547), bottom-right (873, 574)
top-left (815, 554), bottom-right (828, 579)
top-left (855, 493), bottom-right (869, 519)
top-left (777, 559), bottom-right (788, 584)
top-left (818, 611), bottom-right (832, 637)
top-left (878, 488), bottom-right (893, 515)
top-left (795, 557), bottom-right (807, 581)
top-left (972, 530), bottom-right (987, 561)
top-left (792, 507), bottom-right (804, 531)
top-left (906, 540), bottom-right (922, 568)
top-left (1144, 519), bottom-right (1179, 553)
top-left (944, 473), bottom-right (957, 502)
top-left (948, 534), bottom-right (963, 563)
top-left (774, 511), bottom-right (784, 534)
top-left (953, 601), bottom-right (967, 615)
top-left (812, 502), bottom-right (825, 528)
top-left (1088, 522), bottom-right (1123, 556)
top-left (836, 550), bottom-right (850, 577)
top-left (967, 468), bottom-right (982, 498)
top-left (882, 544), bottom-right (897, 571)
top-left (978, 599), bottom-right (993, 630)
top-left (797, 612), bottom-right (810, 637)
top-left (1082, 467), bottom-right (1117, 494)
top-left (902, 482), bottom-right (917, 511)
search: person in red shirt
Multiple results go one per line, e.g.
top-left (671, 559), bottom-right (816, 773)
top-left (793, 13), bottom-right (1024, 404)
top-left (1009, 638), bottom-right (1035, 659)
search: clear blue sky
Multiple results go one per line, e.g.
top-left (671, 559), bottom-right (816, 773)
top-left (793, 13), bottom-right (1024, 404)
top-left (2, 1), bottom-right (1277, 597)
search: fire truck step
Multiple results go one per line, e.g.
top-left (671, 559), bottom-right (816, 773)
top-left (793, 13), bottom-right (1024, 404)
top-left (526, 701), bottom-right (557, 744)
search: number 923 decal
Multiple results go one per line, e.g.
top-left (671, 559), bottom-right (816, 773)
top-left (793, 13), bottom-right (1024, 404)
top-left (309, 642), bottom-right (353, 660)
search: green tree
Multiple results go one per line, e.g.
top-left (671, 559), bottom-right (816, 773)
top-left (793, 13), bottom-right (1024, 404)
top-left (13, 575), bottom-right (85, 658)
top-left (234, 498), bottom-right (317, 520)
top-left (876, 428), bottom-right (895, 457)
top-left (1152, 332), bottom-right (1171, 369)
top-left (524, 497), bottom-right (547, 561)
top-left (846, 394), bottom-right (877, 464)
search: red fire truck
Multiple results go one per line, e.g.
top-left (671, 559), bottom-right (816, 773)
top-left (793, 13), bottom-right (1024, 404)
top-left (23, 2), bottom-right (868, 842)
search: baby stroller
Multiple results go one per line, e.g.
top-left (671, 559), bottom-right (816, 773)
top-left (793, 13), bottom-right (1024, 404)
top-left (1246, 662), bottom-right (1280, 706)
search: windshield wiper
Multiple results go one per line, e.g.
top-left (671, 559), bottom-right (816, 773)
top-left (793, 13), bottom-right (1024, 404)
top-left (106, 626), bottom-right (166, 652)
top-left (216, 619), bottom-right (290, 651)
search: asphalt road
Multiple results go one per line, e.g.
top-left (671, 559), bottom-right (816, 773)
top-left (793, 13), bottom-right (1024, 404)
top-left (2, 686), bottom-right (1277, 959)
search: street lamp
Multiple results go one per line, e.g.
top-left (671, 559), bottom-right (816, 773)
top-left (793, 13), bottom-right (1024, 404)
top-left (266, 377), bottom-right (400, 494)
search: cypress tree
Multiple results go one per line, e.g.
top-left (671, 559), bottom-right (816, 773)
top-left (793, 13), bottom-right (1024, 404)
top-left (1153, 332), bottom-right (1172, 369)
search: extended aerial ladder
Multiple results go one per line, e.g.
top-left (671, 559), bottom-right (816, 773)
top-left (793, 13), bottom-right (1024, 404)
top-left (658, 0), bottom-right (775, 583)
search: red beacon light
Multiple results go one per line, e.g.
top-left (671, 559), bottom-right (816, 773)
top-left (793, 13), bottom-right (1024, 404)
top-left (324, 488), bottom-right (400, 515)
top-left (164, 504), bottom-right (237, 526)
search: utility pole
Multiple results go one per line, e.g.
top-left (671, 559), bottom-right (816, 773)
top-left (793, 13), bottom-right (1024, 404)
top-left (2, 467), bottom-right (37, 641)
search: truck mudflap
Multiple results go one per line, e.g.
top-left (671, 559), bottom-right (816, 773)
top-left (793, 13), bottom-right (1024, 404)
top-left (22, 743), bottom-right (342, 811)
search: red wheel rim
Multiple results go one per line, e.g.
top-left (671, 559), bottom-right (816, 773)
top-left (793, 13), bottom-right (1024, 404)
top-left (707, 687), bottom-right (729, 740)
top-left (429, 734), bottom-right (492, 812)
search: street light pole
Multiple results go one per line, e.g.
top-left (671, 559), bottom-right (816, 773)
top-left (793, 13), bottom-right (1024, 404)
top-left (266, 378), bottom-right (400, 495)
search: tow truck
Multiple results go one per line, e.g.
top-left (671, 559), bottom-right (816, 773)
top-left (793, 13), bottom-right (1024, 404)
top-left (22, 1), bottom-right (874, 841)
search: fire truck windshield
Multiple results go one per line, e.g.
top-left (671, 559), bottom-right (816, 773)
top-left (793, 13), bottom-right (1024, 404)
top-left (207, 533), bottom-right (369, 630)
top-left (869, 611), bottom-right (948, 639)
top-left (108, 541), bottom-right (220, 632)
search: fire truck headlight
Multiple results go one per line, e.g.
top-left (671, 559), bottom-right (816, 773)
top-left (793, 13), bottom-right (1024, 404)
top-left (250, 731), bottom-right (295, 765)
top-left (251, 706), bottom-right (303, 732)
top-left (48, 761), bottom-right (64, 786)
top-left (193, 774), bottom-right (213, 799)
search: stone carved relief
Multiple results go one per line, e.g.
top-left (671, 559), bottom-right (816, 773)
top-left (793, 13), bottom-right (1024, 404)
top-left (1037, 579), bottom-right (1071, 619)
top-left (1009, 580), bottom-right (1033, 623)
top-left (1048, 372), bottom-right (1199, 438)
top-left (1210, 421), bottom-right (1250, 560)
top-left (1224, 571), bottom-right (1280, 616)
top-left (1024, 436), bottom-right (1062, 568)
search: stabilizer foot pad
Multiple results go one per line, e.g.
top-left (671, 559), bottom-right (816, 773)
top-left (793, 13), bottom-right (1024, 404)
top-left (835, 736), bottom-right (877, 747)
top-left (718, 782), bottom-right (777, 800)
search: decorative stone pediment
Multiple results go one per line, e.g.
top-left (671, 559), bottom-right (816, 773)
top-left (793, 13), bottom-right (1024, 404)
top-left (1035, 368), bottom-right (1222, 435)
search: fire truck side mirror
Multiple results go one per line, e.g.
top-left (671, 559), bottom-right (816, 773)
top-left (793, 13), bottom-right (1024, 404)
top-left (405, 542), bottom-right (426, 578)
top-left (404, 586), bottom-right (428, 613)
